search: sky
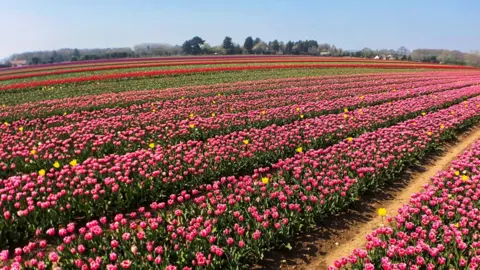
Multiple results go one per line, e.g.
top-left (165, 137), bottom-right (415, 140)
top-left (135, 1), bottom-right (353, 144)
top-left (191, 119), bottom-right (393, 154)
top-left (1, 0), bottom-right (479, 59)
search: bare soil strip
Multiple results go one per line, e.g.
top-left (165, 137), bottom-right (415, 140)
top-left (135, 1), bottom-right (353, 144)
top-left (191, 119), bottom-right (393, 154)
top-left (255, 125), bottom-right (480, 270)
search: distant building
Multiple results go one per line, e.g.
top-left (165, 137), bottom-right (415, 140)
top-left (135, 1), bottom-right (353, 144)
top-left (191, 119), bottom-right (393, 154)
top-left (10, 60), bottom-right (27, 67)
top-left (320, 50), bottom-right (330, 56)
top-left (374, 55), bottom-right (380, 60)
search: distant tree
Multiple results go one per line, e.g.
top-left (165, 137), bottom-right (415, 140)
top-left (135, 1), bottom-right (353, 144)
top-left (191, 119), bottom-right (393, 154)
top-left (201, 43), bottom-right (214, 54)
top-left (252, 41), bottom-right (267, 54)
top-left (243, 36), bottom-right (254, 54)
top-left (361, 47), bottom-right (374, 58)
top-left (330, 45), bottom-right (338, 55)
top-left (253, 37), bottom-right (261, 46)
top-left (73, 48), bottom-right (80, 58)
top-left (233, 44), bottom-right (243, 54)
top-left (279, 41), bottom-right (285, 53)
top-left (272, 40), bottom-right (280, 53)
top-left (31, 57), bottom-right (41, 65)
top-left (222, 36), bottom-right (234, 54)
top-left (50, 50), bottom-right (58, 63)
top-left (181, 41), bottom-right (191, 55)
top-left (308, 46), bottom-right (320, 55)
top-left (182, 36), bottom-right (205, 55)
top-left (397, 46), bottom-right (409, 57)
top-left (285, 41), bottom-right (294, 54)
top-left (212, 45), bottom-right (226, 55)
top-left (465, 53), bottom-right (480, 67)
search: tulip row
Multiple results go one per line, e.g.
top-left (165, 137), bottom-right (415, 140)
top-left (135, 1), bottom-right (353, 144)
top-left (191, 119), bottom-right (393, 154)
top-left (4, 93), bottom-right (480, 270)
top-left (330, 139), bottom-right (480, 269)
top-left (0, 62), bottom-right (357, 86)
top-left (0, 69), bottom-right (461, 109)
top-left (1, 76), bottom-right (477, 178)
top-left (0, 59), bottom-right (427, 82)
top-left (0, 55), bottom-right (302, 74)
top-left (1, 71), bottom-right (462, 121)
top-left (2, 71), bottom-right (454, 122)
top-left (1, 83), bottom-right (479, 247)
top-left (0, 64), bottom-right (474, 92)
top-left (0, 56), bottom-right (431, 78)
top-left (0, 57), bottom-right (321, 76)
top-left (0, 55), bottom-right (432, 75)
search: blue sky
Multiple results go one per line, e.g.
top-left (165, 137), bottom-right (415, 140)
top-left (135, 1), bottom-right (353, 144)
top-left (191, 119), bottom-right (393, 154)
top-left (1, 0), bottom-right (479, 58)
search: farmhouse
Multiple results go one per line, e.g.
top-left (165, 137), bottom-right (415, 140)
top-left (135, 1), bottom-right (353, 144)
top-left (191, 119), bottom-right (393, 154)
top-left (9, 59), bottom-right (27, 67)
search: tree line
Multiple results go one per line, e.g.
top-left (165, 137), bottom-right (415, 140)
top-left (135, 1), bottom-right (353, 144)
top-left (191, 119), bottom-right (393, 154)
top-left (3, 36), bottom-right (480, 67)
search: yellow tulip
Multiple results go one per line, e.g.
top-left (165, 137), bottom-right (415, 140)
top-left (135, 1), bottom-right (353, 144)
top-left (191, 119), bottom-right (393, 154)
top-left (38, 169), bottom-right (46, 176)
top-left (243, 139), bottom-right (249, 145)
top-left (377, 208), bottom-right (387, 217)
top-left (53, 161), bottom-right (60, 169)
top-left (149, 143), bottom-right (155, 149)
top-left (296, 147), bottom-right (303, 153)
top-left (70, 159), bottom-right (78, 167)
top-left (261, 177), bottom-right (269, 184)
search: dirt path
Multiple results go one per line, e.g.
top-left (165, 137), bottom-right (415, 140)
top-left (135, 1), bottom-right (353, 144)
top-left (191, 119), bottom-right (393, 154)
top-left (311, 125), bottom-right (480, 269)
top-left (254, 125), bottom-right (480, 270)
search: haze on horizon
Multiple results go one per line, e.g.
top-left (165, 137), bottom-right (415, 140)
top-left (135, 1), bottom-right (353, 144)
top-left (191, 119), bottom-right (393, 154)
top-left (1, 0), bottom-right (479, 59)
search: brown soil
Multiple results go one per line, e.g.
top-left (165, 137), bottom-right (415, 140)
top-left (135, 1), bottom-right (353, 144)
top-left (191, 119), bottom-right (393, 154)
top-left (253, 125), bottom-right (480, 270)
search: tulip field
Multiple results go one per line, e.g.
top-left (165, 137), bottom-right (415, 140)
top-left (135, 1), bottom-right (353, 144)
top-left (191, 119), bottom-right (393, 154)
top-left (331, 137), bottom-right (480, 270)
top-left (1, 56), bottom-right (480, 269)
